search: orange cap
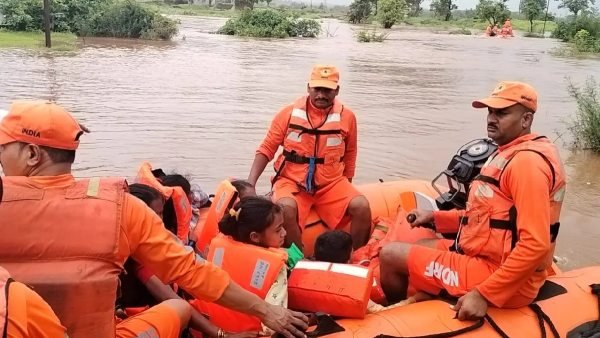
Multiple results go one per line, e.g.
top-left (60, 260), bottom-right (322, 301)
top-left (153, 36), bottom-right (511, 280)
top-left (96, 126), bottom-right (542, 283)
top-left (308, 65), bottom-right (340, 90)
top-left (0, 101), bottom-right (83, 150)
top-left (472, 81), bottom-right (538, 112)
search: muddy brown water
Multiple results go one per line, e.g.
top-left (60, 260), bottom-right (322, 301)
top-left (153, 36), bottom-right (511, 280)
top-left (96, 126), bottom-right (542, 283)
top-left (1, 16), bottom-right (599, 269)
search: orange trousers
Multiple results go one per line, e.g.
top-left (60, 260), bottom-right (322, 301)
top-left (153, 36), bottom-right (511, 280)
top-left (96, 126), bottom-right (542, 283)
top-left (116, 302), bottom-right (182, 338)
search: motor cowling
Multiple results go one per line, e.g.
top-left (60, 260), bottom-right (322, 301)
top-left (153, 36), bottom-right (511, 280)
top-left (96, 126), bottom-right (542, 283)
top-left (432, 138), bottom-right (498, 211)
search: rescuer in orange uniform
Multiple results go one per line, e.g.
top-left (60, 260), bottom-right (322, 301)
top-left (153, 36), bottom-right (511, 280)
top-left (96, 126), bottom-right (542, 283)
top-left (0, 101), bottom-right (308, 338)
top-left (379, 81), bottom-right (566, 320)
top-left (248, 65), bottom-right (372, 253)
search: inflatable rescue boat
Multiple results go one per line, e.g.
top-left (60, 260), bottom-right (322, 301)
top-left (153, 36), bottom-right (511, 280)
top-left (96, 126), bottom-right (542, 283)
top-left (191, 138), bottom-right (600, 338)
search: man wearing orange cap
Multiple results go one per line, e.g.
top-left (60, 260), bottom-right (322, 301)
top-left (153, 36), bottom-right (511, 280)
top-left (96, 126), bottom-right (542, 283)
top-left (379, 81), bottom-right (566, 320)
top-left (248, 65), bottom-right (372, 253)
top-left (0, 101), bottom-right (308, 338)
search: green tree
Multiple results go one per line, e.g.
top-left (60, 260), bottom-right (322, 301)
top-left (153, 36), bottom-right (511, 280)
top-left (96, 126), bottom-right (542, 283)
top-left (0, 0), bottom-right (178, 39)
top-left (377, 0), bottom-right (407, 28)
top-left (407, 0), bottom-right (424, 16)
top-left (559, 0), bottom-right (595, 17)
top-left (430, 0), bottom-right (457, 21)
top-left (348, 0), bottom-right (373, 23)
top-left (371, 0), bottom-right (379, 15)
top-left (234, 0), bottom-right (254, 10)
top-left (520, 0), bottom-right (546, 31)
top-left (476, 0), bottom-right (510, 25)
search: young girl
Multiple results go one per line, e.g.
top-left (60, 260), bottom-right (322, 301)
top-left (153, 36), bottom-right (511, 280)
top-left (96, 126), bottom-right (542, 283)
top-left (219, 197), bottom-right (286, 249)
top-left (217, 196), bottom-right (288, 335)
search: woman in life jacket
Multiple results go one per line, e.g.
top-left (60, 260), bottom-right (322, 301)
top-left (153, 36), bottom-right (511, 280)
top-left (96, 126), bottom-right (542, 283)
top-left (215, 197), bottom-right (288, 335)
top-left (118, 183), bottom-right (257, 338)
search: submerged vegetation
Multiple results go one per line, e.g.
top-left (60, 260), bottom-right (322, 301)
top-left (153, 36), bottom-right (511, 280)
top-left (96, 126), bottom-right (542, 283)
top-left (217, 9), bottom-right (321, 38)
top-left (356, 28), bottom-right (390, 41)
top-left (567, 77), bottom-right (600, 152)
top-left (0, 0), bottom-right (179, 41)
top-left (553, 11), bottom-right (600, 53)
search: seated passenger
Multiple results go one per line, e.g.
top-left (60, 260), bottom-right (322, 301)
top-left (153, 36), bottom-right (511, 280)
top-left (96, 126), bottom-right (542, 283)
top-left (378, 82), bottom-right (566, 320)
top-left (193, 197), bottom-right (289, 335)
top-left (119, 183), bottom-right (257, 338)
top-left (248, 65), bottom-right (372, 253)
top-left (0, 177), bottom-right (67, 337)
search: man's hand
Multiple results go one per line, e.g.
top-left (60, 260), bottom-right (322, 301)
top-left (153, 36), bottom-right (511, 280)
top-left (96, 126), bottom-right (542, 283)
top-left (261, 304), bottom-right (308, 338)
top-left (406, 209), bottom-right (434, 228)
top-left (452, 289), bottom-right (488, 321)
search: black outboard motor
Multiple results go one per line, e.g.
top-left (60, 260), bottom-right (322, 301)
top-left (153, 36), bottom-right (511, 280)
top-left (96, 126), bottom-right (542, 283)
top-left (432, 138), bottom-right (498, 211)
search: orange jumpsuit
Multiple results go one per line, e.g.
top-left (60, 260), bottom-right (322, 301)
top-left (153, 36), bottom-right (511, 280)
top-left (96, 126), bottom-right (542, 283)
top-left (407, 134), bottom-right (564, 308)
top-left (0, 175), bottom-right (230, 338)
top-left (257, 97), bottom-right (361, 229)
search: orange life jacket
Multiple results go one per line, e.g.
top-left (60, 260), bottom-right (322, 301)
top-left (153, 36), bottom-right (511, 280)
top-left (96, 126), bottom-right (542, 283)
top-left (135, 161), bottom-right (192, 243)
top-left (190, 235), bottom-right (287, 332)
top-left (288, 261), bottom-right (373, 319)
top-left (0, 266), bottom-right (12, 338)
top-left (0, 176), bottom-right (125, 338)
top-left (456, 135), bottom-right (566, 269)
top-left (273, 96), bottom-right (346, 193)
top-left (195, 180), bottom-right (239, 257)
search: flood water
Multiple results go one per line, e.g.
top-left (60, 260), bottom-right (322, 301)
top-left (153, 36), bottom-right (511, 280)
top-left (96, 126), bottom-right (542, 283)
top-left (1, 16), bottom-right (599, 269)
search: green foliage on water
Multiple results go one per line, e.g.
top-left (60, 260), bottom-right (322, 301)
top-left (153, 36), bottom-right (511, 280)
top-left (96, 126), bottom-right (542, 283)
top-left (217, 9), bottom-right (321, 38)
top-left (572, 29), bottom-right (600, 52)
top-left (356, 27), bottom-right (389, 41)
top-left (567, 77), bottom-right (600, 152)
top-left (0, 0), bottom-right (179, 40)
top-left (347, 0), bottom-right (407, 28)
top-left (553, 11), bottom-right (600, 53)
top-left (0, 30), bottom-right (78, 50)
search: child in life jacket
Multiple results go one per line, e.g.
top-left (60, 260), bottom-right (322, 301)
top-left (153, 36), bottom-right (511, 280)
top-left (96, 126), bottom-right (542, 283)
top-left (314, 230), bottom-right (415, 313)
top-left (217, 196), bottom-right (290, 335)
top-left (119, 183), bottom-right (257, 338)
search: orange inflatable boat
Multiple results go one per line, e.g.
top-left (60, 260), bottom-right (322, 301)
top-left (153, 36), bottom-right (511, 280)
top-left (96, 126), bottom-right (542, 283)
top-left (301, 265), bottom-right (600, 338)
top-left (190, 138), bottom-right (600, 337)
